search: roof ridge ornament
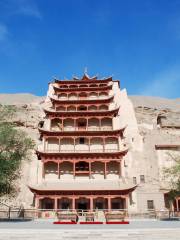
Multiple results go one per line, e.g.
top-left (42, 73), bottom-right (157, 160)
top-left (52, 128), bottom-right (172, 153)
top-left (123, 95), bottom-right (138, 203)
top-left (73, 75), bottom-right (79, 80)
top-left (72, 71), bottom-right (112, 81)
top-left (84, 67), bottom-right (88, 75)
top-left (82, 67), bottom-right (98, 80)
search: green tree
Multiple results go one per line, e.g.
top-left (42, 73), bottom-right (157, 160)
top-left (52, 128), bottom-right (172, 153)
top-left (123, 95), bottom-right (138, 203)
top-left (0, 105), bottom-right (34, 196)
top-left (163, 153), bottom-right (180, 208)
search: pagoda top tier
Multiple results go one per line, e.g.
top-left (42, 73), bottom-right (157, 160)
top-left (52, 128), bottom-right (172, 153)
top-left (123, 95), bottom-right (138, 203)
top-left (53, 71), bottom-right (113, 84)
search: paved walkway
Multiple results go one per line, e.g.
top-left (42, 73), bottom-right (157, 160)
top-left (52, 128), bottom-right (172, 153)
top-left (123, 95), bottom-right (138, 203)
top-left (0, 220), bottom-right (180, 239)
top-left (0, 228), bottom-right (180, 240)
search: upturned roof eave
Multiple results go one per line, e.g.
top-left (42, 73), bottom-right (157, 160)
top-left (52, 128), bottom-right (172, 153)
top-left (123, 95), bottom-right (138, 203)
top-left (36, 148), bottom-right (128, 158)
top-left (28, 184), bottom-right (136, 194)
top-left (53, 77), bottom-right (113, 84)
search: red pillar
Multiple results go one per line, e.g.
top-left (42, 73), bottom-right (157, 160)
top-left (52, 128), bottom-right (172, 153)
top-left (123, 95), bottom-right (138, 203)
top-left (59, 138), bottom-right (61, 152)
top-left (87, 118), bottom-right (89, 131)
top-left (89, 161), bottom-right (91, 179)
top-left (119, 161), bottom-right (121, 178)
top-left (124, 196), bottom-right (128, 210)
top-left (74, 118), bottom-right (76, 131)
top-left (88, 138), bottom-right (90, 152)
top-left (72, 197), bottom-right (75, 210)
top-left (62, 118), bottom-right (64, 131)
top-left (103, 137), bottom-right (105, 152)
top-left (35, 196), bottom-right (40, 209)
top-left (54, 198), bottom-right (58, 210)
top-left (58, 162), bottom-right (60, 179)
top-left (73, 161), bottom-right (75, 179)
top-left (74, 137), bottom-right (75, 152)
top-left (108, 197), bottom-right (111, 211)
top-left (90, 197), bottom-right (93, 212)
top-left (104, 162), bottom-right (107, 179)
top-left (176, 199), bottom-right (179, 211)
top-left (124, 196), bottom-right (128, 216)
top-left (42, 162), bottom-right (45, 179)
top-left (50, 118), bottom-right (52, 131)
top-left (43, 137), bottom-right (46, 152)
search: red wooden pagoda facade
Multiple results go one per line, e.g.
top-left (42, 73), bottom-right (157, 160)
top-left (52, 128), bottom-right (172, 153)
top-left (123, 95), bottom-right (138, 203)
top-left (29, 72), bottom-right (136, 213)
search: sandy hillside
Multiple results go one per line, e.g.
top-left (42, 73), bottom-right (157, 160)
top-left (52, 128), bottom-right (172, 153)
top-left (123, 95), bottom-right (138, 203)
top-left (0, 93), bottom-right (179, 110)
top-left (129, 96), bottom-right (180, 111)
top-left (0, 93), bottom-right (45, 105)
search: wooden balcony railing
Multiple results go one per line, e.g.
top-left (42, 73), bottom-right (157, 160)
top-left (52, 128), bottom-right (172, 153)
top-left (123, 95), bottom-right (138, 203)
top-left (52, 95), bottom-right (114, 101)
top-left (50, 127), bottom-right (113, 132)
top-left (57, 83), bottom-right (112, 89)
top-left (54, 109), bottom-right (111, 112)
top-left (40, 148), bottom-right (121, 153)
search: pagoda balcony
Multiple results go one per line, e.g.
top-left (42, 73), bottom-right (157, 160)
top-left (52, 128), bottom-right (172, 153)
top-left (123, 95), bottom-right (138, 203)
top-left (43, 107), bottom-right (119, 118)
top-left (36, 147), bottom-right (128, 159)
top-left (55, 82), bottom-right (109, 89)
top-left (37, 135), bottom-right (128, 159)
top-left (53, 83), bottom-right (112, 92)
top-left (37, 140), bottom-right (128, 154)
top-left (41, 148), bottom-right (123, 153)
top-left (63, 126), bottom-right (113, 131)
top-left (52, 91), bottom-right (112, 102)
top-left (38, 127), bottom-right (126, 139)
top-left (53, 106), bottom-right (118, 113)
top-left (50, 95), bottom-right (114, 103)
top-left (53, 108), bottom-right (116, 112)
top-left (39, 118), bottom-right (126, 137)
top-left (40, 126), bottom-right (113, 132)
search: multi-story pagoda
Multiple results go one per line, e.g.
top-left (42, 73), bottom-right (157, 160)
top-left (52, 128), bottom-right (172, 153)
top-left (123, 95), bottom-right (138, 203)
top-left (29, 72), bottom-right (136, 215)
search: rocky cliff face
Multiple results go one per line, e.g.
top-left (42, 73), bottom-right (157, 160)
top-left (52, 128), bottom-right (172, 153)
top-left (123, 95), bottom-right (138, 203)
top-left (129, 96), bottom-right (180, 125)
top-left (129, 95), bottom-right (180, 145)
top-left (0, 93), bottom-right (179, 207)
top-left (0, 94), bottom-right (45, 207)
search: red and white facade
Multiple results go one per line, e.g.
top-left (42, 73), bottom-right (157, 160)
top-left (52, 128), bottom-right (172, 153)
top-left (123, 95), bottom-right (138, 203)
top-left (29, 73), bottom-right (136, 213)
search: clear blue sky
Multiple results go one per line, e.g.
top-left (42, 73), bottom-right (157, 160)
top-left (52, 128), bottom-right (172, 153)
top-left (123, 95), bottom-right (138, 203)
top-left (0, 0), bottom-right (180, 98)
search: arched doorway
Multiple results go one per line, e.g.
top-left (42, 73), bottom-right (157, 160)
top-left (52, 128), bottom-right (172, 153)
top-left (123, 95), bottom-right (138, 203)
top-left (75, 161), bottom-right (89, 172)
top-left (76, 198), bottom-right (90, 210)
top-left (41, 198), bottom-right (54, 209)
top-left (59, 198), bottom-right (72, 210)
top-left (94, 197), bottom-right (107, 210)
top-left (111, 197), bottom-right (125, 210)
